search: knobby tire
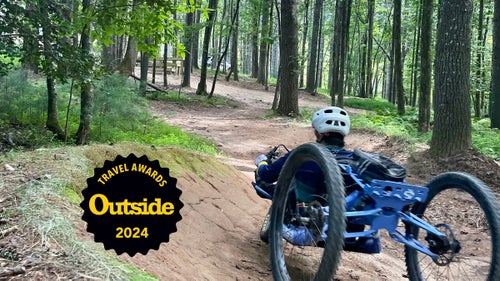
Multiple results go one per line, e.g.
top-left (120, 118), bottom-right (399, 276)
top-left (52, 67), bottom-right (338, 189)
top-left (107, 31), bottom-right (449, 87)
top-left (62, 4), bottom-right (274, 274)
top-left (269, 143), bottom-right (346, 281)
top-left (405, 172), bottom-right (500, 281)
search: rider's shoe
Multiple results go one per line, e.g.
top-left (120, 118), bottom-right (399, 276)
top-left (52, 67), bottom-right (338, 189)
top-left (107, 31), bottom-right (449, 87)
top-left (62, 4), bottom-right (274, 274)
top-left (282, 224), bottom-right (317, 246)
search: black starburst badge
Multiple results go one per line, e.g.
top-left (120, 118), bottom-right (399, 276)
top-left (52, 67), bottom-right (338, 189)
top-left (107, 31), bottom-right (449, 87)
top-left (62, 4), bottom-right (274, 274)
top-left (80, 154), bottom-right (183, 256)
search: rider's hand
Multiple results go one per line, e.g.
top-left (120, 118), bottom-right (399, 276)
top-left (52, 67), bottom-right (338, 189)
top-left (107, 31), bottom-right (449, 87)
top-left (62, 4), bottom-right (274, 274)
top-left (255, 154), bottom-right (268, 166)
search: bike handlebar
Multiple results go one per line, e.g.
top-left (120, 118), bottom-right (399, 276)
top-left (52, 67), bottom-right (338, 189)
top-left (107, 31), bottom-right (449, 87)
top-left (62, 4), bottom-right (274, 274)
top-left (265, 144), bottom-right (290, 162)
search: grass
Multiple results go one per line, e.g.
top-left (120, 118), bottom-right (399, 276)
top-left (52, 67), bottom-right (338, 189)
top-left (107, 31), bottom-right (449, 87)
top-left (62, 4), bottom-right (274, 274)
top-left (344, 97), bottom-right (499, 160)
top-left (0, 71), bottom-right (218, 155)
top-left (9, 175), bottom-right (156, 279)
top-left (0, 141), bottom-right (239, 279)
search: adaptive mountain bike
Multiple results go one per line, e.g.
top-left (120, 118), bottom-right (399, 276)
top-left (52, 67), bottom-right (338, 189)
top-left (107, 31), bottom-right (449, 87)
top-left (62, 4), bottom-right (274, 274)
top-left (252, 142), bottom-right (500, 281)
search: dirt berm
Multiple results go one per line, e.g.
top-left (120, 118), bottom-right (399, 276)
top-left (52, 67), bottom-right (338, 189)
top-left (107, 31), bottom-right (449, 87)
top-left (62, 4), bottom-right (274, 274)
top-left (0, 142), bottom-right (272, 280)
top-left (1, 141), bottom-right (416, 280)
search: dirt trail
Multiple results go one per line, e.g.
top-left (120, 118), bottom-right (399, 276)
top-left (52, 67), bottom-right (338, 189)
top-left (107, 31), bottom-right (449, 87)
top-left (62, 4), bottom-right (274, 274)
top-left (148, 74), bottom-right (414, 280)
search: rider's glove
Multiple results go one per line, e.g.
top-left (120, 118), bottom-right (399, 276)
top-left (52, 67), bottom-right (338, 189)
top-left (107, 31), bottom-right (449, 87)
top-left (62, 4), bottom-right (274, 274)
top-left (255, 154), bottom-right (269, 167)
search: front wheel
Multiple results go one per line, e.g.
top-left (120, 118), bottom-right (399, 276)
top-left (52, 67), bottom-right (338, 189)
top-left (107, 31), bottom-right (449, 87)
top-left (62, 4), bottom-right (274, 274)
top-left (405, 172), bottom-right (500, 280)
top-left (269, 143), bottom-right (346, 281)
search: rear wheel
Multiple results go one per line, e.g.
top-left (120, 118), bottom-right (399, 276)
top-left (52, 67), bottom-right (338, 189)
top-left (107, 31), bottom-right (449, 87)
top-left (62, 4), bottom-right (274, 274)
top-left (405, 172), bottom-right (500, 280)
top-left (269, 143), bottom-right (346, 281)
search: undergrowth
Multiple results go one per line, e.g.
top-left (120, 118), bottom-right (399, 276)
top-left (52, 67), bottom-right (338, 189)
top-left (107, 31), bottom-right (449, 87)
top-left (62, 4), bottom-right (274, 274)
top-left (7, 176), bottom-right (155, 280)
top-left (344, 97), bottom-right (499, 160)
top-left (0, 70), bottom-right (217, 155)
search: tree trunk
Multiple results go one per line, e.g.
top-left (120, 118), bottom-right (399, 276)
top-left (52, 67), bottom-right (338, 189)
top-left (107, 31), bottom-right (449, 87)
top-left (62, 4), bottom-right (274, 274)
top-left (76, 0), bottom-right (93, 145)
top-left (40, 1), bottom-right (64, 139)
top-left (139, 50), bottom-right (150, 94)
top-left (118, 0), bottom-right (138, 76)
top-left (45, 77), bottom-right (65, 138)
top-left (365, 0), bottom-right (374, 98)
top-left (492, 0), bottom-right (500, 128)
top-left (419, 0), bottom-right (433, 132)
top-left (182, 0), bottom-right (194, 87)
top-left (305, 0), bottom-right (323, 93)
top-left (196, 0), bottom-right (218, 95)
top-left (359, 31), bottom-right (367, 98)
top-left (192, 8), bottom-right (201, 69)
top-left (118, 37), bottom-right (138, 76)
top-left (229, 4), bottom-right (239, 81)
top-left (101, 38), bottom-right (117, 72)
top-left (473, 0), bottom-right (485, 118)
top-left (330, 0), bottom-right (351, 107)
top-left (251, 34), bottom-right (259, 78)
top-left (299, 0), bottom-right (310, 88)
top-left (257, 0), bottom-right (271, 85)
top-left (430, 0), bottom-right (473, 157)
top-left (393, 0), bottom-right (405, 114)
top-left (277, 0), bottom-right (299, 116)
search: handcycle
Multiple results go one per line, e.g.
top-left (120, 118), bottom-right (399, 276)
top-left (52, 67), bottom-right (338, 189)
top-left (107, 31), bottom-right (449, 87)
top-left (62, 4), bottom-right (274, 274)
top-left (252, 142), bottom-right (500, 281)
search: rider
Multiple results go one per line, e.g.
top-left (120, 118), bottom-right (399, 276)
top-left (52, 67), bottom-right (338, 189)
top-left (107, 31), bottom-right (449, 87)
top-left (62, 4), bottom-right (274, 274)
top-left (254, 106), bottom-right (353, 203)
top-left (254, 106), bottom-right (381, 253)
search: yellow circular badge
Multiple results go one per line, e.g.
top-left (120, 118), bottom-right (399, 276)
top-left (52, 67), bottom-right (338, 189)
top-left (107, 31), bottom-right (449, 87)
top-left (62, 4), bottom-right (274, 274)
top-left (80, 154), bottom-right (183, 256)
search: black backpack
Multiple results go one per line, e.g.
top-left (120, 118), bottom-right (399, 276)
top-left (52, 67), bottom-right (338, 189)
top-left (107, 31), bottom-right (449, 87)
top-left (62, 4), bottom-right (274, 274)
top-left (352, 149), bottom-right (406, 182)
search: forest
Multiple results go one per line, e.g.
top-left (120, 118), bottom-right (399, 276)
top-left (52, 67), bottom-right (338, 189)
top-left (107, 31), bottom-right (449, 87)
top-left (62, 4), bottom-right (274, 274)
top-left (2, 1), bottom-right (500, 279)
top-left (0, 0), bottom-right (499, 159)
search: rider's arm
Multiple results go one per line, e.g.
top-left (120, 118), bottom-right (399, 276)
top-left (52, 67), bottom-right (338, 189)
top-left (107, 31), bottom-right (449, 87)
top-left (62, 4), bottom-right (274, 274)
top-left (256, 153), bottom-right (290, 183)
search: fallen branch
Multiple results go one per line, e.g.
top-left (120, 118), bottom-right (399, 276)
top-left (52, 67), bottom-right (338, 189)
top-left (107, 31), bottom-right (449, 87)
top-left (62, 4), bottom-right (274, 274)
top-left (0, 265), bottom-right (26, 278)
top-left (0, 225), bottom-right (18, 238)
top-left (129, 74), bottom-right (168, 93)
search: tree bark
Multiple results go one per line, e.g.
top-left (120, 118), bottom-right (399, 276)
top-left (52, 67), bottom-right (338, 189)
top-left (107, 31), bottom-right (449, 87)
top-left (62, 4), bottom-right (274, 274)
top-left (430, 0), bottom-right (473, 157)
top-left (76, 0), bottom-right (93, 145)
top-left (139, 50), bottom-right (150, 94)
top-left (365, 0), bottom-right (375, 98)
top-left (492, 0), bottom-right (500, 128)
top-left (192, 8), bottom-right (201, 69)
top-left (277, 0), bottom-right (299, 116)
top-left (229, 3), bottom-right (239, 81)
top-left (45, 77), bottom-right (65, 138)
top-left (299, 0), bottom-right (310, 88)
top-left (40, 1), bottom-right (64, 139)
top-left (118, 37), bottom-right (138, 76)
top-left (392, 0), bottom-right (405, 114)
top-left (257, 0), bottom-right (271, 85)
top-left (330, 0), bottom-right (351, 107)
top-left (196, 0), bottom-right (218, 95)
top-left (182, 0), bottom-right (195, 87)
top-left (305, 0), bottom-right (323, 93)
top-left (419, 0), bottom-right (432, 132)
top-left (473, 0), bottom-right (485, 118)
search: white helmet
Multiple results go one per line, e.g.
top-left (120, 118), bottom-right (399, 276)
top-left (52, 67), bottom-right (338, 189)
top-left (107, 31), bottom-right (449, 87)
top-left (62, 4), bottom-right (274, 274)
top-left (312, 106), bottom-right (350, 136)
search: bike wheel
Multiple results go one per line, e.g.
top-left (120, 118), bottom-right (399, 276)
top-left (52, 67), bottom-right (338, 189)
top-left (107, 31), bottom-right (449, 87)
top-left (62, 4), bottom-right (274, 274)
top-left (405, 172), bottom-right (500, 281)
top-left (269, 143), bottom-right (346, 281)
top-left (260, 208), bottom-right (271, 243)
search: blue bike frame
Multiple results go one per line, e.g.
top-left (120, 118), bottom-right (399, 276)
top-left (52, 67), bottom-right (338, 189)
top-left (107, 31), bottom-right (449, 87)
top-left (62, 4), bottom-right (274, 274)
top-left (254, 163), bottom-right (448, 262)
top-left (339, 163), bottom-right (445, 261)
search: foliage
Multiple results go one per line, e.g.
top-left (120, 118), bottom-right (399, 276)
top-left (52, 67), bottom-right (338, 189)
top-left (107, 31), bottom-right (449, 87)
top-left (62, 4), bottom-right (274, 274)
top-left (91, 0), bottom-right (186, 57)
top-left (350, 108), bottom-right (429, 143)
top-left (0, 70), bottom-right (47, 124)
top-left (347, 98), bottom-right (499, 160)
top-left (1, 157), bottom-right (157, 279)
top-left (0, 1), bottom-right (22, 76)
top-left (154, 91), bottom-right (238, 108)
top-left (0, 71), bottom-right (217, 155)
top-left (472, 119), bottom-right (500, 160)
top-left (344, 97), bottom-right (397, 114)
